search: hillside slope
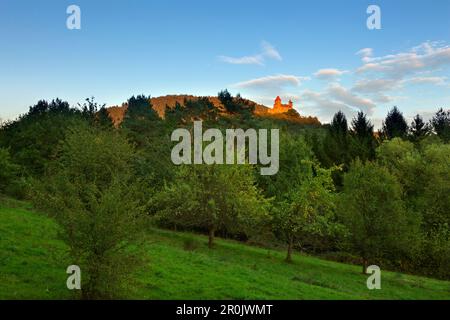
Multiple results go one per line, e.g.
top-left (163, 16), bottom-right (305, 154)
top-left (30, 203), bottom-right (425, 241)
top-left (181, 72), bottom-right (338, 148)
top-left (106, 95), bottom-right (321, 127)
top-left (1, 197), bottom-right (449, 299)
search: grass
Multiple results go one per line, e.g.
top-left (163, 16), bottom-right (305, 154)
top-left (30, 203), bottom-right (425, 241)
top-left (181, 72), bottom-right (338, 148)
top-left (1, 197), bottom-right (449, 300)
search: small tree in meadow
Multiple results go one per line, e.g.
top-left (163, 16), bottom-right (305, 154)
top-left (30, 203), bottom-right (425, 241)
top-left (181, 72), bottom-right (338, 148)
top-left (273, 163), bottom-right (339, 262)
top-left (154, 164), bottom-right (269, 248)
top-left (33, 125), bottom-right (145, 299)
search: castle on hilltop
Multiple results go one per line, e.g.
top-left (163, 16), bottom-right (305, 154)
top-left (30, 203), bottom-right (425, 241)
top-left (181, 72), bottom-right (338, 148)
top-left (268, 96), bottom-right (294, 114)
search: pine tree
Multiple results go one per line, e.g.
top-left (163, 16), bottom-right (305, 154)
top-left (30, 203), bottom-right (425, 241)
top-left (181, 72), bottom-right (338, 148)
top-left (330, 111), bottom-right (348, 135)
top-left (350, 111), bottom-right (376, 161)
top-left (382, 106), bottom-right (408, 139)
top-left (430, 108), bottom-right (450, 142)
top-left (409, 114), bottom-right (429, 141)
top-left (322, 111), bottom-right (350, 169)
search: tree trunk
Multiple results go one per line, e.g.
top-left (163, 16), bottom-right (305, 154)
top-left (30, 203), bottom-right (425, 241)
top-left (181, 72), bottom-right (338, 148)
top-left (208, 227), bottom-right (215, 249)
top-left (362, 258), bottom-right (368, 274)
top-left (286, 236), bottom-right (294, 263)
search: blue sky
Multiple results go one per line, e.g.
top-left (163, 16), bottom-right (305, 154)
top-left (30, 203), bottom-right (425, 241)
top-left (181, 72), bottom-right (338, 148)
top-left (1, 0), bottom-right (449, 127)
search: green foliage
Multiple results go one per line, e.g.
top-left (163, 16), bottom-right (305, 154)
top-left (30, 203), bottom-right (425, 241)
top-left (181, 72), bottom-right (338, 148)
top-left (165, 97), bottom-right (218, 124)
top-left (121, 95), bottom-right (174, 193)
top-left (376, 139), bottom-right (449, 278)
top-left (338, 161), bottom-right (420, 273)
top-left (154, 164), bottom-right (269, 248)
top-left (0, 148), bottom-right (20, 193)
top-left (416, 144), bottom-right (450, 278)
top-left (121, 95), bottom-right (161, 147)
top-left (258, 132), bottom-right (314, 200)
top-left (376, 138), bottom-right (420, 198)
top-left (0, 99), bottom-right (89, 176)
top-left (273, 164), bottom-right (341, 262)
top-left (32, 125), bottom-right (145, 299)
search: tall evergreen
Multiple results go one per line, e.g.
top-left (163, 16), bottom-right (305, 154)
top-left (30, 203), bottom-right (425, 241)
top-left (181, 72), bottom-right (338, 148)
top-left (382, 106), bottom-right (408, 139)
top-left (350, 111), bottom-right (376, 160)
top-left (322, 111), bottom-right (350, 169)
top-left (330, 110), bottom-right (348, 135)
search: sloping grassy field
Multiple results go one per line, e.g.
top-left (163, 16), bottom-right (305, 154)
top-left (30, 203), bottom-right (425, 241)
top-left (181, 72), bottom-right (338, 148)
top-left (0, 197), bottom-right (449, 300)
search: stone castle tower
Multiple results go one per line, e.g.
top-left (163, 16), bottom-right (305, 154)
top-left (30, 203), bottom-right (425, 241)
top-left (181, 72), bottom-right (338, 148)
top-left (268, 96), bottom-right (294, 114)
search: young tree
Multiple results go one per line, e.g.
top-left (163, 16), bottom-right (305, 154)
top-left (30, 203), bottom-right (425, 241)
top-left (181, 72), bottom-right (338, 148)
top-left (33, 125), bottom-right (144, 299)
top-left (430, 108), bottom-right (450, 142)
top-left (409, 114), bottom-right (430, 141)
top-left (338, 161), bottom-right (417, 273)
top-left (154, 164), bottom-right (268, 248)
top-left (273, 164), bottom-right (339, 262)
top-left (382, 106), bottom-right (408, 139)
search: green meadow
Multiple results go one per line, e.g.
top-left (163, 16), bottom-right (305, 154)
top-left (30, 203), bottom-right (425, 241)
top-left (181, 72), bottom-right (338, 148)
top-left (1, 197), bottom-right (449, 300)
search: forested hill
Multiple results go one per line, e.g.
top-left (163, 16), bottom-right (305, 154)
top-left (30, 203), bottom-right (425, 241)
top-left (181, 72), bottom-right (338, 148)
top-left (106, 94), bottom-right (321, 126)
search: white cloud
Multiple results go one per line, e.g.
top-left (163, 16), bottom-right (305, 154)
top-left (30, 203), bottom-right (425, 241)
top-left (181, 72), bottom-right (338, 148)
top-left (314, 68), bottom-right (348, 80)
top-left (233, 74), bottom-right (309, 89)
top-left (372, 94), bottom-right (396, 103)
top-left (352, 79), bottom-right (401, 93)
top-left (356, 48), bottom-right (373, 63)
top-left (218, 55), bottom-right (264, 65)
top-left (300, 83), bottom-right (377, 122)
top-left (219, 41), bottom-right (282, 66)
top-left (356, 42), bottom-right (450, 79)
top-left (328, 83), bottom-right (376, 114)
top-left (403, 76), bottom-right (447, 85)
top-left (300, 89), bottom-right (358, 121)
top-left (228, 41), bottom-right (449, 125)
top-left (261, 41), bottom-right (282, 61)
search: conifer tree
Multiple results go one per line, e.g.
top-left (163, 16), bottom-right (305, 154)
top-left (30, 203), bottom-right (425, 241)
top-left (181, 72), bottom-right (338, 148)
top-left (382, 106), bottom-right (408, 139)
